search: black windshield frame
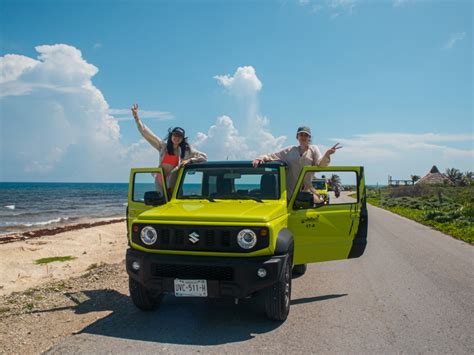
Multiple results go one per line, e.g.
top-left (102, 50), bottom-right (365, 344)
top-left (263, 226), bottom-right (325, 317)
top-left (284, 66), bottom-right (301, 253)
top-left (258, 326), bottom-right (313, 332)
top-left (176, 165), bottom-right (281, 201)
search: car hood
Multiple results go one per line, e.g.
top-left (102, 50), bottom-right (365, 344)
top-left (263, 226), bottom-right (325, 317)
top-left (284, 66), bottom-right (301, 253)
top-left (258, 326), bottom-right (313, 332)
top-left (138, 200), bottom-right (287, 223)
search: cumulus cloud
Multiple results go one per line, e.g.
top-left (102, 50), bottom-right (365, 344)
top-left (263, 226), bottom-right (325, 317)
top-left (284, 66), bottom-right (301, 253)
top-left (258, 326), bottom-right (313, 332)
top-left (0, 44), bottom-right (163, 181)
top-left (0, 54), bottom-right (38, 84)
top-left (193, 115), bottom-right (287, 161)
top-left (2, 46), bottom-right (471, 185)
top-left (214, 66), bottom-right (262, 98)
top-left (192, 116), bottom-right (250, 160)
top-left (195, 66), bottom-right (286, 160)
top-left (444, 32), bottom-right (466, 49)
top-left (323, 133), bottom-right (474, 183)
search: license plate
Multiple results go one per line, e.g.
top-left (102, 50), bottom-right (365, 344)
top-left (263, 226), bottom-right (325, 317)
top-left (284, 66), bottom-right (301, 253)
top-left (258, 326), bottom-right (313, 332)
top-left (174, 279), bottom-right (208, 297)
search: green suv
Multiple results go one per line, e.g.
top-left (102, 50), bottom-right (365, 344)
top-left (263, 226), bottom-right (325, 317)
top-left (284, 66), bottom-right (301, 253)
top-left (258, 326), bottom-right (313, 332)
top-left (126, 161), bottom-right (367, 321)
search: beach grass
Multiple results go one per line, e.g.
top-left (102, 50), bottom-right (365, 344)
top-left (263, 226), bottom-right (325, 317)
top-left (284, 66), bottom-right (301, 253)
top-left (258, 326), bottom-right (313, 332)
top-left (367, 185), bottom-right (473, 244)
top-left (34, 256), bottom-right (77, 265)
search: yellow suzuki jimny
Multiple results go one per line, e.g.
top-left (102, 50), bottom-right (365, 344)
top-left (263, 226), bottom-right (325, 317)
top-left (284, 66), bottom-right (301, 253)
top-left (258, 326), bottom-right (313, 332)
top-left (126, 161), bottom-right (367, 321)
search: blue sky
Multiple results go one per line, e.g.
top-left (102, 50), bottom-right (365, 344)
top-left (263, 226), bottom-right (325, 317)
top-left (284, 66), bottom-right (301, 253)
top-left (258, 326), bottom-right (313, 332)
top-left (0, 0), bottom-right (472, 184)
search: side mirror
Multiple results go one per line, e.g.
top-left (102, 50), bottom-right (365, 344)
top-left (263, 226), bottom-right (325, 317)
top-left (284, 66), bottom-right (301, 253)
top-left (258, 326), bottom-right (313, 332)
top-left (294, 191), bottom-right (313, 209)
top-left (144, 191), bottom-right (165, 206)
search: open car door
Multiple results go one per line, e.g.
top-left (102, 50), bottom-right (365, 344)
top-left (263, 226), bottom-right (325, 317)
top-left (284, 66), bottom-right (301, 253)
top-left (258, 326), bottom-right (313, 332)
top-left (127, 168), bottom-right (169, 235)
top-left (288, 166), bottom-right (367, 265)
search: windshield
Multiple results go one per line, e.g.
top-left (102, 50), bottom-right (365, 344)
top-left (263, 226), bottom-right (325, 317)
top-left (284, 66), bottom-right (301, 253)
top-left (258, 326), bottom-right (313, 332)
top-left (312, 180), bottom-right (327, 190)
top-left (177, 166), bottom-right (280, 200)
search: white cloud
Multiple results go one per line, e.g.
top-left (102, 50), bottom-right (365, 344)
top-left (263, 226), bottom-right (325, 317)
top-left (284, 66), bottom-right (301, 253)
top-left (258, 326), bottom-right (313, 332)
top-left (444, 32), bottom-right (466, 49)
top-left (0, 44), bottom-right (162, 181)
top-left (109, 108), bottom-right (174, 121)
top-left (192, 116), bottom-right (251, 160)
top-left (0, 54), bottom-right (38, 84)
top-left (193, 115), bottom-right (287, 161)
top-left (323, 133), bottom-right (474, 184)
top-left (1, 45), bottom-right (98, 98)
top-left (2, 46), bottom-right (471, 185)
top-left (196, 66), bottom-right (286, 160)
top-left (214, 66), bottom-right (262, 98)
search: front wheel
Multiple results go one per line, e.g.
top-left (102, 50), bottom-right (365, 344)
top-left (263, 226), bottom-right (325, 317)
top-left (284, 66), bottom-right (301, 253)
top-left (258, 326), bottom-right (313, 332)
top-left (292, 264), bottom-right (307, 278)
top-left (129, 277), bottom-right (163, 311)
top-left (264, 254), bottom-right (292, 321)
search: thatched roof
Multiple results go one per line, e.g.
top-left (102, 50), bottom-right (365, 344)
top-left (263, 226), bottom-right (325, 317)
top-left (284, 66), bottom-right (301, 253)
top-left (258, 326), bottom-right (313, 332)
top-left (430, 165), bottom-right (440, 174)
top-left (416, 165), bottom-right (454, 185)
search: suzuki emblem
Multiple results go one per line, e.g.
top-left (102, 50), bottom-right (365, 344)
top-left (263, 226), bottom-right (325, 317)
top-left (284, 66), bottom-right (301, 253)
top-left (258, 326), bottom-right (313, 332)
top-left (189, 231), bottom-right (200, 244)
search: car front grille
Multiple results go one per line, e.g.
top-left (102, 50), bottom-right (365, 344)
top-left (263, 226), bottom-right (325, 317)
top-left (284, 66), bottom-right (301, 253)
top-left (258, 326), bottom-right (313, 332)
top-left (152, 263), bottom-right (234, 281)
top-left (132, 224), bottom-right (269, 253)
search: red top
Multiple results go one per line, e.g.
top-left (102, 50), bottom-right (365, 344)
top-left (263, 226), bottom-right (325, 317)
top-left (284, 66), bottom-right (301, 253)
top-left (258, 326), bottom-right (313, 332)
top-left (161, 152), bottom-right (179, 167)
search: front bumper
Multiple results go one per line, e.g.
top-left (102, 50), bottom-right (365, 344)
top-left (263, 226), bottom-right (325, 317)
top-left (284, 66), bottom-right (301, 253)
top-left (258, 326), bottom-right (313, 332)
top-left (126, 248), bottom-right (287, 298)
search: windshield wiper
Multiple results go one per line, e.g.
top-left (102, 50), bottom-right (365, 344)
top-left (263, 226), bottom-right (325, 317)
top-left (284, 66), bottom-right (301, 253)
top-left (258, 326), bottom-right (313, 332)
top-left (180, 196), bottom-right (216, 202)
top-left (215, 195), bottom-right (264, 203)
top-left (239, 196), bottom-right (264, 203)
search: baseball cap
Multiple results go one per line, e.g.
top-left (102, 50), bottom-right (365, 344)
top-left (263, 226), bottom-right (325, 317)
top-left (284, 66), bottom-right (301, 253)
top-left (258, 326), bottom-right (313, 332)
top-left (297, 126), bottom-right (311, 136)
top-left (171, 127), bottom-right (185, 137)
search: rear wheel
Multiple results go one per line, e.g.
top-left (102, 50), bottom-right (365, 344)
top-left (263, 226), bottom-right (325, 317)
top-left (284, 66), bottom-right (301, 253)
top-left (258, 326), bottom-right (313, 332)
top-left (264, 254), bottom-right (292, 321)
top-left (129, 277), bottom-right (163, 311)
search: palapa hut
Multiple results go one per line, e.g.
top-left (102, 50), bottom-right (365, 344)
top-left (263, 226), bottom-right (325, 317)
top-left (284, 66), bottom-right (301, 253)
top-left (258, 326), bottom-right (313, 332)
top-left (416, 165), bottom-right (454, 185)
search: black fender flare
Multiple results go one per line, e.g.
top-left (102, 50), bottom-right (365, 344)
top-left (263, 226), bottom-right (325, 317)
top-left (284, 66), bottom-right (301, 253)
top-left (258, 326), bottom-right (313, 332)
top-left (274, 228), bottom-right (294, 257)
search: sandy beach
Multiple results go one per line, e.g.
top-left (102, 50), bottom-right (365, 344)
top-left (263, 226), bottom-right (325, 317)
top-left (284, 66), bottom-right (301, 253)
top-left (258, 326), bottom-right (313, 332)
top-left (0, 220), bottom-right (127, 296)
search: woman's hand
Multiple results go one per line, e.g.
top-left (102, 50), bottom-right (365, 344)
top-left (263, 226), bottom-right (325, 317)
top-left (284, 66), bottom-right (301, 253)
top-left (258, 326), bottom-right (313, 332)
top-left (252, 158), bottom-right (264, 168)
top-left (324, 142), bottom-right (342, 158)
top-left (131, 103), bottom-right (140, 121)
top-left (181, 159), bottom-right (191, 166)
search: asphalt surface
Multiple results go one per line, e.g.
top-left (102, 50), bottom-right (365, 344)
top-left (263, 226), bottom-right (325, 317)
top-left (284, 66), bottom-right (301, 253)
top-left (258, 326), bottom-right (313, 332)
top-left (47, 205), bottom-right (473, 354)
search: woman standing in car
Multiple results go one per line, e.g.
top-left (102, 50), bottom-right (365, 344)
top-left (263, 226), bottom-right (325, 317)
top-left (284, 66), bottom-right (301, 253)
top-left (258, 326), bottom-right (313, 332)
top-left (131, 104), bottom-right (207, 194)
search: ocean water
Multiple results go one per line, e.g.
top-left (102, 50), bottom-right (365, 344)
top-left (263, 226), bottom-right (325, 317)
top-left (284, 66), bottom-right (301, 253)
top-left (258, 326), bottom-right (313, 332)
top-left (0, 182), bottom-right (128, 235)
top-left (0, 182), bottom-right (263, 235)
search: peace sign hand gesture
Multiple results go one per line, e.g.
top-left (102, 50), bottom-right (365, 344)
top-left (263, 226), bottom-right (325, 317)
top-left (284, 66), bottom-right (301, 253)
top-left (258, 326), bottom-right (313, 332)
top-left (131, 103), bottom-right (140, 121)
top-left (324, 142), bottom-right (342, 158)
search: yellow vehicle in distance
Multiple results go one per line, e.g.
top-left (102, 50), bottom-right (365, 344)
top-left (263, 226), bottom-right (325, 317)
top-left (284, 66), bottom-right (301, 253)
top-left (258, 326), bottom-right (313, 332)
top-left (312, 177), bottom-right (329, 204)
top-left (126, 161), bottom-right (368, 321)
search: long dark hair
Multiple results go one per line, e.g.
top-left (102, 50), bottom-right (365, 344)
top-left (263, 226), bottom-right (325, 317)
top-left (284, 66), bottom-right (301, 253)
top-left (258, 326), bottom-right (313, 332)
top-left (166, 129), bottom-right (190, 159)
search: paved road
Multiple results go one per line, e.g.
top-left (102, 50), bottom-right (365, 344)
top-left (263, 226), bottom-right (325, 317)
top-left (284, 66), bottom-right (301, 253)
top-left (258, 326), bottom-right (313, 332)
top-left (328, 190), bottom-right (356, 204)
top-left (48, 206), bottom-right (473, 354)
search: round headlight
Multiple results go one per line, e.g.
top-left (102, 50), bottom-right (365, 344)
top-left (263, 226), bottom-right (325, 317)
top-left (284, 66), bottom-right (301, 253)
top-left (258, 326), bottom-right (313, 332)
top-left (140, 226), bottom-right (158, 245)
top-left (237, 229), bottom-right (257, 249)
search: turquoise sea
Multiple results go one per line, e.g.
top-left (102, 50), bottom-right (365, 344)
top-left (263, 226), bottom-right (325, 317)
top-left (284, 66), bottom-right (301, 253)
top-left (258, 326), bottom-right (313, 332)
top-left (0, 182), bottom-right (128, 235)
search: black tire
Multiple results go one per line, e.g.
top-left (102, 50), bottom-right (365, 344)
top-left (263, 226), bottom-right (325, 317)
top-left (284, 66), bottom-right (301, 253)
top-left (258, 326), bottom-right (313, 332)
top-left (129, 277), bottom-right (163, 311)
top-left (292, 264), bottom-right (307, 278)
top-left (264, 254), bottom-right (292, 321)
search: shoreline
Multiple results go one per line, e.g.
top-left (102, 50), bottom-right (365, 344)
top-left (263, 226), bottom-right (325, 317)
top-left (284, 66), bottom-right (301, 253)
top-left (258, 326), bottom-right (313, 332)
top-left (0, 217), bottom-right (126, 245)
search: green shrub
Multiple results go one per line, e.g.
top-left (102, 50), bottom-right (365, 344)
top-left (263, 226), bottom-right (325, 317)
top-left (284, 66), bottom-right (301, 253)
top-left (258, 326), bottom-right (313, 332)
top-left (367, 186), bottom-right (473, 244)
top-left (461, 203), bottom-right (474, 218)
